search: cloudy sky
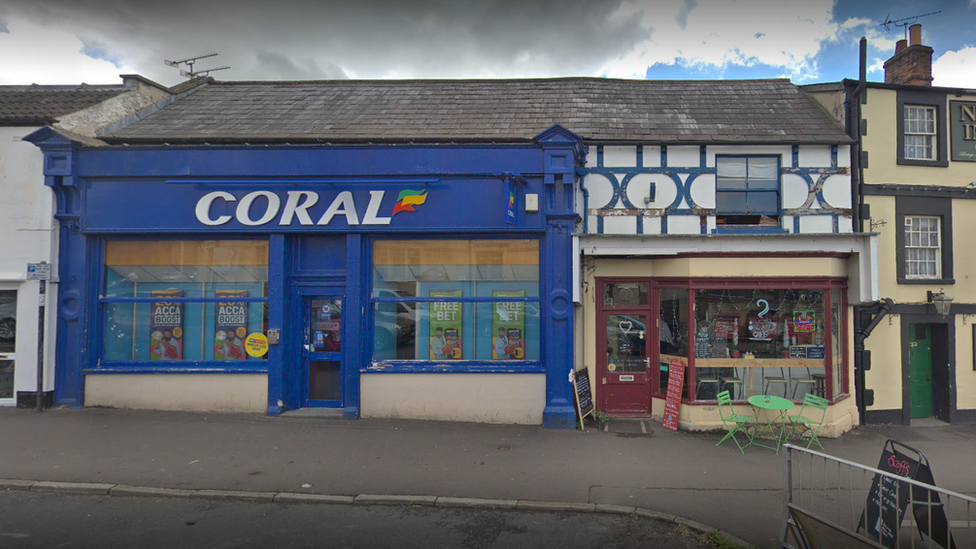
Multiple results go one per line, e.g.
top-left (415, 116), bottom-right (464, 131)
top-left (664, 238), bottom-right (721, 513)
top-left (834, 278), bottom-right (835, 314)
top-left (1, 0), bottom-right (973, 88)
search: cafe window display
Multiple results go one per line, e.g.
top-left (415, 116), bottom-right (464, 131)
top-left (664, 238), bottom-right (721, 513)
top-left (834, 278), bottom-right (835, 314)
top-left (689, 288), bottom-right (837, 402)
top-left (602, 279), bottom-right (848, 406)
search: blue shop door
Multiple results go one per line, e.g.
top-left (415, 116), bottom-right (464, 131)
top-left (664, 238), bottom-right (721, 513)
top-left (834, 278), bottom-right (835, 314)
top-left (303, 296), bottom-right (344, 407)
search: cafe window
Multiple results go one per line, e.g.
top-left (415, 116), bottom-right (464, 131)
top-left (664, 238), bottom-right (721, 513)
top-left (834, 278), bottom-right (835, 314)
top-left (691, 288), bottom-right (829, 402)
top-left (101, 240), bottom-right (270, 363)
top-left (371, 239), bottom-right (540, 364)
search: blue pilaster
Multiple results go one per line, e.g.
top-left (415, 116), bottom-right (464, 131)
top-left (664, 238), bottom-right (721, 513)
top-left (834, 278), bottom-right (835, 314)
top-left (26, 129), bottom-right (87, 407)
top-left (266, 234), bottom-right (287, 415)
top-left (343, 233), bottom-right (362, 420)
top-left (535, 125), bottom-right (583, 429)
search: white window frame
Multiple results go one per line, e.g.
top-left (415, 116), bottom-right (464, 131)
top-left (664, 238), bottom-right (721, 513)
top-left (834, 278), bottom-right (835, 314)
top-left (904, 215), bottom-right (941, 279)
top-left (904, 105), bottom-right (937, 160)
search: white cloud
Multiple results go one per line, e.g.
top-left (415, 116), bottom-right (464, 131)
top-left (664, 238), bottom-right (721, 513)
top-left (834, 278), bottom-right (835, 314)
top-left (0, 17), bottom-right (139, 84)
top-left (600, 0), bottom-right (839, 80)
top-left (932, 47), bottom-right (976, 88)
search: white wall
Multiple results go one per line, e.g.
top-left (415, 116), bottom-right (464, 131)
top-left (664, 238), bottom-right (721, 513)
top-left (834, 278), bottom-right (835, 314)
top-left (0, 126), bottom-right (58, 403)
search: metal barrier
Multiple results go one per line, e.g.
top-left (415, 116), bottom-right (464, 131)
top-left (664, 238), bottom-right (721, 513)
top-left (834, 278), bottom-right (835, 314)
top-left (780, 443), bottom-right (975, 549)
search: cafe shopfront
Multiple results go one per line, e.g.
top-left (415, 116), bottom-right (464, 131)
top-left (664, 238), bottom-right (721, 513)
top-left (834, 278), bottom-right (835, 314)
top-left (26, 124), bottom-right (582, 427)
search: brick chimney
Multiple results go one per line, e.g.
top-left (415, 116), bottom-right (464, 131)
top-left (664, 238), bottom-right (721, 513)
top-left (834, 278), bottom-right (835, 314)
top-left (884, 23), bottom-right (933, 86)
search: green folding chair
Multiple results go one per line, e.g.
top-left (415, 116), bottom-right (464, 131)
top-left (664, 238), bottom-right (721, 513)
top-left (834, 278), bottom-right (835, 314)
top-left (716, 390), bottom-right (753, 454)
top-left (786, 393), bottom-right (829, 449)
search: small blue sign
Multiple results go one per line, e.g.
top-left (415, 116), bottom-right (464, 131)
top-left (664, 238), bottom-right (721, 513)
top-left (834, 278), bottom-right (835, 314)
top-left (504, 179), bottom-right (517, 225)
top-left (807, 346), bottom-right (825, 359)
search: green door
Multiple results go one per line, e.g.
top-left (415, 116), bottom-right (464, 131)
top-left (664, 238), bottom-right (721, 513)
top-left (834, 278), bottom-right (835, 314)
top-left (909, 324), bottom-right (933, 419)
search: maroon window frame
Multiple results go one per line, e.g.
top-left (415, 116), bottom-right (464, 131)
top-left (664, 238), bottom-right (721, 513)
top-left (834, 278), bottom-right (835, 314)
top-left (596, 277), bottom-right (849, 405)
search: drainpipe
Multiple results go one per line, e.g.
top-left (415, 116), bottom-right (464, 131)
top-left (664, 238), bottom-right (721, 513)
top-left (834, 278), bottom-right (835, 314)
top-left (854, 298), bottom-right (893, 424)
top-left (851, 37), bottom-right (867, 234)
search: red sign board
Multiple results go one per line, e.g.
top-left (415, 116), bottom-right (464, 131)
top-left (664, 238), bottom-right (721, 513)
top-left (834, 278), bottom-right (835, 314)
top-left (662, 357), bottom-right (686, 432)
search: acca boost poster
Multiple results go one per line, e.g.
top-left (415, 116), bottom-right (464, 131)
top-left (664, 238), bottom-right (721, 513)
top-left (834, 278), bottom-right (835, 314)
top-left (429, 290), bottom-right (462, 360)
top-left (149, 290), bottom-right (184, 360)
top-left (492, 290), bottom-right (525, 359)
top-left (214, 290), bottom-right (248, 360)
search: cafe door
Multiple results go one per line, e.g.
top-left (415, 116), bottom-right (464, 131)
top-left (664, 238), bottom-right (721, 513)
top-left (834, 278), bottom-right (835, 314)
top-left (303, 296), bottom-right (344, 407)
top-left (599, 312), bottom-right (651, 416)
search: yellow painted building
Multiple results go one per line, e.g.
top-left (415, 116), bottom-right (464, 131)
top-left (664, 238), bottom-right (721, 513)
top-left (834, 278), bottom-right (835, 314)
top-left (805, 25), bottom-right (976, 425)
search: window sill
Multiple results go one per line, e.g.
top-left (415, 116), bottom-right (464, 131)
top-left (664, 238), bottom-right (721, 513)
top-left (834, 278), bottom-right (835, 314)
top-left (897, 158), bottom-right (949, 168)
top-left (711, 225), bottom-right (787, 235)
top-left (86, 362), bottom-right (269, 375)
top-left (897, 278), bottom-right (955, 285)
top-left (365, 360), bottom-right (544, 374)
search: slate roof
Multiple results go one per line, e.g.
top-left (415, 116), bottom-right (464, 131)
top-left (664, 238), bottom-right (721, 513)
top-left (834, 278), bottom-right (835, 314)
top-left (103, 77), bottom-right (851, 145)
top-left (0, 85), bottom-right (128, 126)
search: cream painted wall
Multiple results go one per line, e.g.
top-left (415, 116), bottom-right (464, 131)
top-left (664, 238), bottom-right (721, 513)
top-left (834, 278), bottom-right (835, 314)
top-left (868, 189), bottom-right (976, 303)
top-left (85, 374), bottom-right (268, 412)
top-left (955, 315), bottom-right (976, 410)
top-left (864, 317), bottom-right (904, 411)
top-left (360, 373), bottom-right (546, 424)
top-left (862, 89), bottom-right (976, 186)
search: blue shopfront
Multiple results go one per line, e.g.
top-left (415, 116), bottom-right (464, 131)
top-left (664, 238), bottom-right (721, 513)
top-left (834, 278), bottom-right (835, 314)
top-left (26, 125), bottom-right (581, 427)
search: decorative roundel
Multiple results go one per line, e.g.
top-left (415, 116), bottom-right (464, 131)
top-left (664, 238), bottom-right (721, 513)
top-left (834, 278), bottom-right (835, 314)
top-left (59, 290), bottom-right (82, 321)
top-left (549, 290), bottom-right (572, 320)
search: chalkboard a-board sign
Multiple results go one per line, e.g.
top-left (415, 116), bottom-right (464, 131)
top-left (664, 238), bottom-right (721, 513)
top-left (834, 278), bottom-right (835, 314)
top-left (857, 440), bottom-right (956, 549)
top-left (573, 368), bottom-right (594, 426)
top-left (662, 357), bottom-right (686, 432)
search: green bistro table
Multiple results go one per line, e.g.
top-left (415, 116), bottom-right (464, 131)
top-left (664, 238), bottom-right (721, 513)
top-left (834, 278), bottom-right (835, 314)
top-left (747, 395), bottom-right (795, 454)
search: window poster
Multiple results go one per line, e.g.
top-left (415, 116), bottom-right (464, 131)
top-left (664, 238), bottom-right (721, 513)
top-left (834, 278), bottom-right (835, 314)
top-left (429, 290), bottom-right (462, 360)
top-left (149, 290), bottom-right (184, 360)
top-left (215, 290), bottom-right (248, 360)
top-left (493, 290), bottom-right (525, 359)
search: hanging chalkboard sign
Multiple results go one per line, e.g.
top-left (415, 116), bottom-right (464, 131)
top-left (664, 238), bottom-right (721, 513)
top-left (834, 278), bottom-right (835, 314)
top-left (857, 440), bottom-right (956, 549)
top-left (572, 368), bottom-right (594, 426)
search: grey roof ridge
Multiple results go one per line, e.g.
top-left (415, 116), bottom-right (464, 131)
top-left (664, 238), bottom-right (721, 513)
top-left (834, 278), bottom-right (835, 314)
top-left (202, 75), bottom-right (794, 85)
top-left (94, 78), bottom-right (213, 139)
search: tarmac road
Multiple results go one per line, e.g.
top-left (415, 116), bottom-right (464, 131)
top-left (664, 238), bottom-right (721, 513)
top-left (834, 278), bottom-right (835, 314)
top-left (0, 408), bottom-right (973, 548)
top-left (0, 491), bottom-right (718, 549)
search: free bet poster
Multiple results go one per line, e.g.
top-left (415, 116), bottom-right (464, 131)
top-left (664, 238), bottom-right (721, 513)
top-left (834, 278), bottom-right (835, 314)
top-left (149, 290), bottom-right (184, 360)
top-left (429, 290), bottom-right (462, 360)
top-left (492, 290), bottom-right (525, 359)
top-left (214, 290), bottom-right (248, 360)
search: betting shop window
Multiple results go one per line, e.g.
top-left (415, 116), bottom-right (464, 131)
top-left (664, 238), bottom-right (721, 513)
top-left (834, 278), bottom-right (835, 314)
top-left (904, 106), bottom-right (937, 160)
top-left (101, 240), bottom-right (270, 363)
top-left (715, 156), bottom-right (781, 227)
top-left (904, 216), bottom-right (942, 279)
top-left (371, 240), bottom-right (540, 363)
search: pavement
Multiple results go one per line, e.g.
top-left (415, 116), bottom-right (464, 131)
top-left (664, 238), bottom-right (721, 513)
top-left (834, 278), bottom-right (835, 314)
top-left (0, 407), bottom-right (974, 548)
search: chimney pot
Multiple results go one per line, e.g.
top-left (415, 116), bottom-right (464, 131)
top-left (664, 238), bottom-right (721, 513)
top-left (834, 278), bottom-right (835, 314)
top-left (895, 39), bottom-right (908, 54)
top-left (909, 23), bottom-right (922, 46)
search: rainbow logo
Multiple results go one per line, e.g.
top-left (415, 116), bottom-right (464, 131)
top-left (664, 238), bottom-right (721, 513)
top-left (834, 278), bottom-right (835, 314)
top-left (392, 189), bottom-right (428, 215)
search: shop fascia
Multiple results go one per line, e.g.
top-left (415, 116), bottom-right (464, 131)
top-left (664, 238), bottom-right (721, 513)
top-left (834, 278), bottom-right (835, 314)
top-left (195, 188), bottom-right (426, 227)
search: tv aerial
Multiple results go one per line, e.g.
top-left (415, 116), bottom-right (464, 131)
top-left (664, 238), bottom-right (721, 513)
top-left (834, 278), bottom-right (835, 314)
top-left (880, 10), bottom-right (941, 38)
top-left (164, 53), bottom-right (230, 79)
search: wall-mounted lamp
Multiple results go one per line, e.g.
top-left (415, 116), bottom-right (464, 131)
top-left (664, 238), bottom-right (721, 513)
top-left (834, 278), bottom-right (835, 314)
top-left (927, 289), bottom-right (953, 318)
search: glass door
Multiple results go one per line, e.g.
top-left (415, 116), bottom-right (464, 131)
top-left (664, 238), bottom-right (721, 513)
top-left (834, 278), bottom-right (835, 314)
top-left (0, 290), bottom-right (17, 403)
top-left (304, 297), bottom-right (343, 407)
top-left (601, 312), bottom-right (651, 416)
